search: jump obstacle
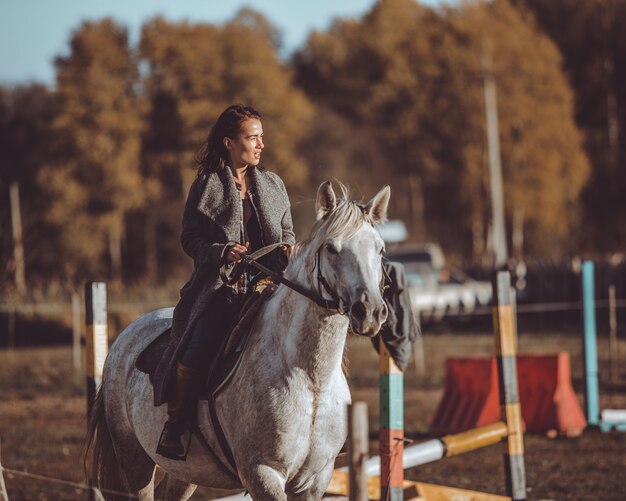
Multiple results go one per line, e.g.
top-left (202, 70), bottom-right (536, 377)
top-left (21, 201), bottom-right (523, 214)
top-left (327, 270), bottom-right (527, 501)
top-left (431, 353), bottom-right (586, 437)
top-left (581, 260), bottom-right (626, 431)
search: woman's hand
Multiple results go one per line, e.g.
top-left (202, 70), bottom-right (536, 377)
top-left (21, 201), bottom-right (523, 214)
top-left (226, 242), bottom-right (249, 263)
top-left (281, 244), bottom-right (292, 258)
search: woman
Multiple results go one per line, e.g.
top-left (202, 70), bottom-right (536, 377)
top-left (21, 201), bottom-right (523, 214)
top-left (153, 104), bottom-right (295, 460)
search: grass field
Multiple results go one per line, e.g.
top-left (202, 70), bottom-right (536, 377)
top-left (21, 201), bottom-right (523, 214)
top-left (1, 328), bottom-right (626, 500)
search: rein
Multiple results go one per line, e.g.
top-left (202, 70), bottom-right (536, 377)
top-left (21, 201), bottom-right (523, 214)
top-left (220, 243), bottom-right (344, 312)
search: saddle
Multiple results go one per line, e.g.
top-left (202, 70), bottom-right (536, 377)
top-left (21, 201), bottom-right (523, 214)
top-left (208, 279), bottom-right (277, 396)
top-left (136, 279), bottom-right (277, 398)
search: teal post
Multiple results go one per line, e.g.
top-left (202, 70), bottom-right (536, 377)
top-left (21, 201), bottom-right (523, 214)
top-left (379, 341), bottom-right (404, 500)
top-left (582, 261), bottom-right (600, 426)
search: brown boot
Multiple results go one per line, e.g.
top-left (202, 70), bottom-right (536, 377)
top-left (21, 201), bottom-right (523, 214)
top-left (156, 362), bottom-right (199, 460)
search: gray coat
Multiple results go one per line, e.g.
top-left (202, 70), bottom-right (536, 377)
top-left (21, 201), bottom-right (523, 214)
top-left (152, 166), bottom-right (295, 406)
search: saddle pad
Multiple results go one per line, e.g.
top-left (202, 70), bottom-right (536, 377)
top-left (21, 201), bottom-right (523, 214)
top-left (136, 327), bottom-right (171, 383)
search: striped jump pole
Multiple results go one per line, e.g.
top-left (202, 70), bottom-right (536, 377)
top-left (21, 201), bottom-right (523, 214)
top-left (341, 421), bottom-right (509, 477)
top-left (400, 421), bottom-right (508, 468)
top-left (379, 340), bottom-right (403, 501)
top-left (493, 271), bottom-right (526, 501)
top-left (85, 282), bottom-right (108, 420)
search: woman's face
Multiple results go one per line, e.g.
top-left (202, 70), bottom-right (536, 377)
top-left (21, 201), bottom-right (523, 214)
top-left (224, 118), bottom-right (264, 169)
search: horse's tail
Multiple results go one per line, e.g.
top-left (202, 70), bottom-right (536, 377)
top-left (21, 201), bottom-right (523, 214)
top-left (84, 387), bottom-right (128, 500)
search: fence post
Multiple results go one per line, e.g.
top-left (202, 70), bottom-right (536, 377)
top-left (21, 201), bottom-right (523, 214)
top-left (379, 341), bottom-right (403, 501)
top-left (412, 311), bottom-right (425, 378)
top-left (0, 439), bottom-right (9, 501)
top-left (85, 282), bottom-right (108, 418)
top-left (582, 261), bottom-right (600, 426)
top-left (493, 271), bottom-right (526, 501)
top-left (85, 282), bottom-right (108, 501)
top-left (609, 285), bottom-right (619, 384)
top-left (9, 181), bottom-right (26, 296)
top-left (7, 305), bottom-right (15, 351)
top-left (348, 402), bottom-right (368, 501)
top-left (72, 293), bottom-right (82, 373)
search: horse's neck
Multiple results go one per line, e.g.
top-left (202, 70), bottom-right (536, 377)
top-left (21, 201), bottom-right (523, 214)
top-left (261, 275), bottom-right (349, 385)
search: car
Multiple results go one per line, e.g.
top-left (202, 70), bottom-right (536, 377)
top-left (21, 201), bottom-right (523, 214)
top-left (385, 243), bottom-right (492, 322)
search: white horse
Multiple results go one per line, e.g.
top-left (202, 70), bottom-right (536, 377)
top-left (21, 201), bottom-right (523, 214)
top-left (86, 182), bottom-right (390, 500)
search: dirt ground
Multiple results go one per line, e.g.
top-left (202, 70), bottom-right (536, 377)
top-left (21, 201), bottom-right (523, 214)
top-left (1, 330), bottom-right (626, 500)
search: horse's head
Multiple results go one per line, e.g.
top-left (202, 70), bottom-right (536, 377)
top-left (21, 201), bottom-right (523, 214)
top-left (309, 181), bottom-right (390, 337)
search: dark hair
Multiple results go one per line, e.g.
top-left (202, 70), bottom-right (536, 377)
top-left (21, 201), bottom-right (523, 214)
top-left (196, 104), bottom-right (262, 176)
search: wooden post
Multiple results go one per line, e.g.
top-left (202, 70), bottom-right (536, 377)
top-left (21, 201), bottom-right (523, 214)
top-left (9, 181), bottom-right (26, 295)
top-left (85, 282), bottom-right (108, 501)
top-left (72, 292), bottom-right (82, 372)
top-left (413, 336), bottom-right (426, 378)
top-left (7, 305), bottom-right (15, 351)
top-left (85, 282), bottom-right (108, 419)
top-left (0, 439), bottom-right (9, 501)
top-left (379, 341), bottom-right (403, 501)
top-left (348, 402), bottom-right (368, 501)
top-left (493, 271), bottom-right (526, 500)
top-left (482, 47), bottom-right (508, 268)
top-left (412, 311), bottom-right (425, 378)
top-left (609, 285), bottom-right (619, 384)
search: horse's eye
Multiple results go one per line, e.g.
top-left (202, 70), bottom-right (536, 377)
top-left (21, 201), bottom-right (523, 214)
top-left (326, 243), bottom-right (339, 255)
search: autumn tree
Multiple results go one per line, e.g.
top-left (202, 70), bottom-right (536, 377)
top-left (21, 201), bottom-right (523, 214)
top-left (512, 0), bottom-right (626, 252)
top-left (294, 0), bottom-right (589, 259)
top-left (446, 0), bottom-right (590, 259)
top-left (0, 85), bottom-right (58, 287)
top-left (40, 19), bottom-right (143, 282)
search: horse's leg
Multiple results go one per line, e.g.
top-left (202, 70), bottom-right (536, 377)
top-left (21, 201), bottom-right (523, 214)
top-left (106, 401), bottom-right (158, 499)
top-left (286, 462), bottom-right (335, 501)
top-left (111, 436), bottom-right (157, 500)
top-left (240, 464), bottom-right (288, 501)
top-left (154, 472), bottom-right (197, 501)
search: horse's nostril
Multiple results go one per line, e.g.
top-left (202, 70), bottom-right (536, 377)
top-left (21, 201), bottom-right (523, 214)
top-left (379, 303), bottom-right (388, 323)
top-left (351, 301), bottom-right (367, 321)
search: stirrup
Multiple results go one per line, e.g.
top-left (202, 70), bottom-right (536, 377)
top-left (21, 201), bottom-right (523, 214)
top-left (156, 425), bottom-right (192, 461)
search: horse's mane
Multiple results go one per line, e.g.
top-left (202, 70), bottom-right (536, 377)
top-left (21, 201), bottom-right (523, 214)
top-left (289, 184), bottom-right (374, 273)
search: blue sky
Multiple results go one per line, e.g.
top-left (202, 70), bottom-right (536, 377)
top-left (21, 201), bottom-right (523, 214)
top-left (0, 0), bottom-right (446, 86)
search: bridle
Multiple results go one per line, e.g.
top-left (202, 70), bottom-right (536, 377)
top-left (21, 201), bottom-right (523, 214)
top-left (312, 244), bottom-right (348, 314)
top-left (220, 241), bottom-right (388, 314)
top-left (220, 242), bottom-right (343, 311)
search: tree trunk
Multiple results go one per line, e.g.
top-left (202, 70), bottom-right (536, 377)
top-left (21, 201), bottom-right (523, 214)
top-left (109, 215), bottom-right (123, 283)
top-left (145, 212), bottom-right (158, 284)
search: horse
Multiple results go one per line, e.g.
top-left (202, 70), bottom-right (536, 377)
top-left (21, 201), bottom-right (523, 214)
top-left (86, 181), bottom-right (390, 501)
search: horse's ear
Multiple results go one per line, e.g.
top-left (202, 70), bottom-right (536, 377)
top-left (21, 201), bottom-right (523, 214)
top-left (316, 181), bottom-right (337, 220)
top-left (365, 185), bottom-right (390, 224)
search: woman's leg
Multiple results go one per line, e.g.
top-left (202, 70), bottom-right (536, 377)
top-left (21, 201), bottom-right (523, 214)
top-left (179, 288), bottom-right (236, 369)
top-left (156, 288), bottom-right (237, 460)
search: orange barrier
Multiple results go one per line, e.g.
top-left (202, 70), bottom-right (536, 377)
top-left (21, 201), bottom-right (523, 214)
top-left (431, 353), bottom-right (586, 436)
